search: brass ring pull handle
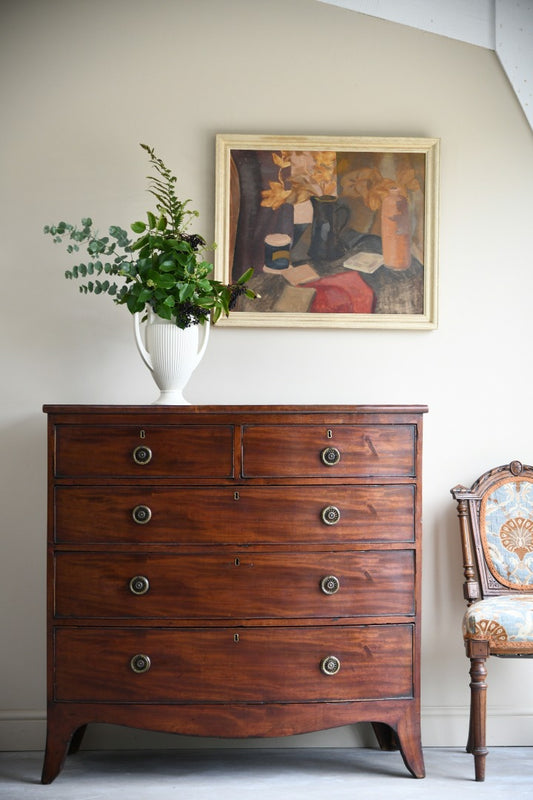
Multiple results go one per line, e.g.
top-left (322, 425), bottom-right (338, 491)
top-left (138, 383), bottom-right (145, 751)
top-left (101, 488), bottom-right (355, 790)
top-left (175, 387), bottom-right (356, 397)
top-left (132, 445), bottom-right (152, 465)
top-left (130, 654), bottom-right (151, 674)
top-left (321, 505), bottom-right (341, 525)
top-left (320, 575), bottom-right (340, 595)
top-left (321, 446), bottom-right (341, 466)
top-left (132, 505), bottom-right (152, 525)
top-left (129, 575), bottom-right (150, 596)
top-left (320, 655), bottom-right (341, 676)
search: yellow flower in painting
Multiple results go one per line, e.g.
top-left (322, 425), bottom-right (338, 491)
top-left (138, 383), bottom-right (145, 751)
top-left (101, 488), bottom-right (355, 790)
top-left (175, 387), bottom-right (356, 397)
top-left (396, 167), bottom-right (420, 194)
top-left (367, 178), bottom-right (397, 211)
top-left (341, 168), bottom-right (381, 200)
top-left (310, 151), bottom-right (336, 194)
top-left (261, 181), bottom-right (292, 210)
top-left (314, 151), bottom-right (336, 168)
top-left (273, 152), bottom-right (292, 170)
top-left (340, 168), bottom-right (397, 210)
top-left (260, 151), bottom-right (338, 210)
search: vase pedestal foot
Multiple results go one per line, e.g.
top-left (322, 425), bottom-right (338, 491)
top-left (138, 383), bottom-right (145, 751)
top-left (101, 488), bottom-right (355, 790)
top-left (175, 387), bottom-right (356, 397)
top-left (152, 389), bottom-right (190, 405)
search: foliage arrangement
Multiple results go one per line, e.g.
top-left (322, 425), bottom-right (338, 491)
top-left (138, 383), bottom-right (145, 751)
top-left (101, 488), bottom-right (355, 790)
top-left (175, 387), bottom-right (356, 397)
top-left (44, 144), bottom-right (255, 328)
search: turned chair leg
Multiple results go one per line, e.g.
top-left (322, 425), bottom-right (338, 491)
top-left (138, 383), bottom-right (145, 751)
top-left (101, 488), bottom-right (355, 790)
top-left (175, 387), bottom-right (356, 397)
top-left (468, 654), bottom-right (488, 782)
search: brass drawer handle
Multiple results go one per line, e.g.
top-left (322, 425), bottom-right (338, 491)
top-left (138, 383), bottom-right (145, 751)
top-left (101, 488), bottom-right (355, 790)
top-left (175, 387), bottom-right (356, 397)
top-left (320, 655), bottom-right (341, 676)
top-left (132, 505), bottom-right (152, 525)
top-left (133, 445), bottom-right (152, 465)
top-left (320, 575), bottom-right (340, 595)
top-left (321, 446), bottom-right (341, 466)
top-left (129, 575), bottom-right (150, 595)
top-left (130, 654), bottom-right (151, 673)
top-left (321, 505), bottom-right (341, 525)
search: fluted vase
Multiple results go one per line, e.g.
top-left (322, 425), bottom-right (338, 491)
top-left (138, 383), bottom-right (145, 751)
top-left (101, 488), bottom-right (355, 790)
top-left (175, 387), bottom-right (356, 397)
top-left (134, 309), bottom-right (210, 405)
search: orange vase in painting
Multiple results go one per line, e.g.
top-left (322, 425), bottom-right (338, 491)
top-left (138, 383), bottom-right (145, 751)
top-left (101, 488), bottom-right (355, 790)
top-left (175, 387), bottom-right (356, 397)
top-left (381, 186), bottom-right (411, 270)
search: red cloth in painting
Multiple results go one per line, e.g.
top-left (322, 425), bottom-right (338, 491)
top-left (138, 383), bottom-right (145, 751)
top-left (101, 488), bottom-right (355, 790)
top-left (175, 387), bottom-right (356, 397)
top-left (307, 271), bottom-right (375, 314)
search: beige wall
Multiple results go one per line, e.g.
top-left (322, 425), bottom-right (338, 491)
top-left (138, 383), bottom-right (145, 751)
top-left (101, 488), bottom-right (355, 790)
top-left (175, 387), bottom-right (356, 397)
top-left (1, 0), bottom-right (532, 751)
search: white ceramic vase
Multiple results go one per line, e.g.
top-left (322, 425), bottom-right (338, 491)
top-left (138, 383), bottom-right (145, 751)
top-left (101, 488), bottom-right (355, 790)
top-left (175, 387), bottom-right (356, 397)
top-left (134, 309), bottom-right (210, 405)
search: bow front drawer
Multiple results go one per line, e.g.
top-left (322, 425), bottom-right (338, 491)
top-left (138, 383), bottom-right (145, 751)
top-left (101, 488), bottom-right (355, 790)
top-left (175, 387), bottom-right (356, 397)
top-left (53, 424), bottom-right (234, 478)
top-left (54, 625), bottom-right (414, 703)
top-left (54, 484), bottom-right (415, 544)
top-left (54, 551), bottom-right (415, 619)
top-left (242, 425), bottom-right (416, 477)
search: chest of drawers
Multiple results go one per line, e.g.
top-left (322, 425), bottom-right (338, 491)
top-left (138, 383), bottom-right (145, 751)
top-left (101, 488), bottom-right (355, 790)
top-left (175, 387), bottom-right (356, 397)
top-left (42, 404), bottom-right (427, 783)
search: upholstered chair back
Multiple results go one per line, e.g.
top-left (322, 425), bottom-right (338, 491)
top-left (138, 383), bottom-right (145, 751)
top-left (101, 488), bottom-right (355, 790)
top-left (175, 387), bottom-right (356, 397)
top-left (479, 471), bottom-right (533, 591)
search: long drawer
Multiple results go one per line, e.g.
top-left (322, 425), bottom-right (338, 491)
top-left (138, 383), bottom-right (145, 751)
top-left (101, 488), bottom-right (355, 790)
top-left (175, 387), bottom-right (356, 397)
top-left (53, 424), bottom-right (234, 478)
top-left (54, 625), bottom-right (414, 703)
top-left (54, 485), bottom-right (415, 544)
top-left (54, 551), bottom-right (415, 619)
top-left (242, 425), bottom-right (416, 477)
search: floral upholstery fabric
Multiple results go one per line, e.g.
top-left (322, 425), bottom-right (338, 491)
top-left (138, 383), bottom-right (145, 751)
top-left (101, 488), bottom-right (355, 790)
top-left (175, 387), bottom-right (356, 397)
top-left (463, 595), bottom-right (533, 652)
top-left (481, 477), bottom-right (533, 589)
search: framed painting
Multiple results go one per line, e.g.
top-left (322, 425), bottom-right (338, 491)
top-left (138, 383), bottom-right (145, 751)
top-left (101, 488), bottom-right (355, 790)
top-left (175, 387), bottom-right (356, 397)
top-left (214, 134), bottom-right (439, 329)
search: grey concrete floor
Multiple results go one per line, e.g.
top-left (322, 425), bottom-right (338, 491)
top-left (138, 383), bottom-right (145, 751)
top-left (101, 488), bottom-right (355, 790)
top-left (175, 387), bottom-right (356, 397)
top-left (0, 748), bottom-right (531, 799)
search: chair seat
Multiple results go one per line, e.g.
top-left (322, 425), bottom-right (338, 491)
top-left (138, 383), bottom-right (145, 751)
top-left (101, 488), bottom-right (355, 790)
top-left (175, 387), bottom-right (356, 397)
top-left (463, 595), bottom-right (533, 652)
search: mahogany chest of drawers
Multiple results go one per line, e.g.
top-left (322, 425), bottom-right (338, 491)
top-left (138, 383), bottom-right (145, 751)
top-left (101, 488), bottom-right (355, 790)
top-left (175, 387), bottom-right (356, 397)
top-left (42, 404), bottom-right (427, 783)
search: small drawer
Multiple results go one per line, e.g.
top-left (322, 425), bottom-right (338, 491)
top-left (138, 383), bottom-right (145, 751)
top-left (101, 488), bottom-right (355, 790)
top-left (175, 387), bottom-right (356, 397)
top-left (54, 624), bottom-right (414, 703)
top-left (54, 551), bottom-right (415, 619)
top-left (242, 425), bottom-right (415, 477)
top-left (54, 484), bottom-right (415, 544)
top-left (53, 424), bottom-right (234, 478)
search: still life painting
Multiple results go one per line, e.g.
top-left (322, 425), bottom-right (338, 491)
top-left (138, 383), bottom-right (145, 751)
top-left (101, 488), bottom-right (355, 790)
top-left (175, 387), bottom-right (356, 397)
top-left (215, 134), bottom-right (439, 328)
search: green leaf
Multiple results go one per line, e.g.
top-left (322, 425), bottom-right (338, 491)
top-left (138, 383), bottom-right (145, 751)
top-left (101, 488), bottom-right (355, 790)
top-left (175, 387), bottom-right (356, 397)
top-left (158, 258), bottom-right (177, 272)
top-left (154, 273), bottom-right (176, 289)
top-left (131, 221), bottom-right (146, 234)
top-left (147, 211), bottom-right (157, 229)
top-left (126, 293), bottom-right (145, 314)
top-left (129, 233), bottom-right (149, 252)
top-left (137, 288), bottom-right (153, 305)
top-left (178, 283), bottom-right (195, 302)
top-left (157, 304), bottom-right (173, 320)
top-left (237, 267), bottom-right (254, 285)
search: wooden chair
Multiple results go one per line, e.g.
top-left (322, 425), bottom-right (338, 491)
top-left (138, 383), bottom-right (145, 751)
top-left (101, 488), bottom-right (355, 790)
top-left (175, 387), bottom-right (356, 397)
top-left (451, 460), bottom-right (533, 781)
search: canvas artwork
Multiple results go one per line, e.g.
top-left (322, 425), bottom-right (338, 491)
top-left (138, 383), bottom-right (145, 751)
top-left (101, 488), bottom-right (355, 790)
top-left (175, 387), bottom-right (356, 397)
top-left (214, 135), bottom-right (439, 329)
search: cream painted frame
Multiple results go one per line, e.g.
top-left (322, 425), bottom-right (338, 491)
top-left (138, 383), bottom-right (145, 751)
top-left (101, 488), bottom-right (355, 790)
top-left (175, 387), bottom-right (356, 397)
top-left (214, 134), bottom-right (439, 329)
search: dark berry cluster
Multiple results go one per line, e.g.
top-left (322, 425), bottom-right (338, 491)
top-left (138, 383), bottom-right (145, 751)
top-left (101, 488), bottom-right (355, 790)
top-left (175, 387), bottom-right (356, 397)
top-left (229, 284), bottom-right (247, 310)
top-left (173, 302), bottom-right (210, 329)
top-left (182, 233), bottom-right (206, 251)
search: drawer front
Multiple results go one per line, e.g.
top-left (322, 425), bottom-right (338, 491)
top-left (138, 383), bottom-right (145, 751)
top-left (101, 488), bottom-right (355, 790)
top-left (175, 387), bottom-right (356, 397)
top-left (54, 425), bottom-right (234, 478)
top-left (54, 485), bottom-right (415, 544)
top-left (242, 425), bottom-right (415, 477)
top-left (54, 624), bottom-right (413, 702)
top-left (55, 551), bottom-right (415, 619)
